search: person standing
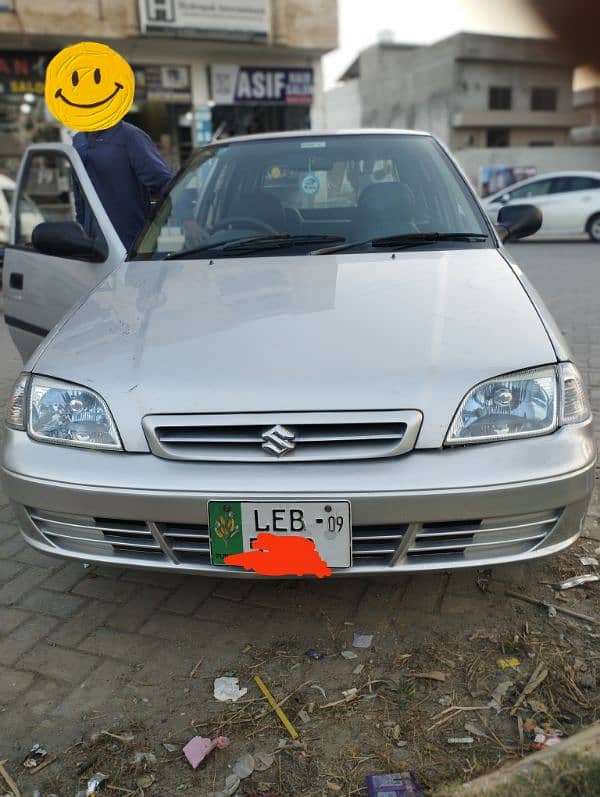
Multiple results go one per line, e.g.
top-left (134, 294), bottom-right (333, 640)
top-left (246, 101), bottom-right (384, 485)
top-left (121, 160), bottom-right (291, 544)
top-left (73, 120), bottom-right (173, 251)
top-left (44, 41), bottom-right (174, 251)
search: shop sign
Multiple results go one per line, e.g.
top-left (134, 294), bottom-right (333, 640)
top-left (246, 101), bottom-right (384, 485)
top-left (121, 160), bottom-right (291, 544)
top-left (211, 65), bottom-right (314, 105)
top-left (139, 0), bottom-right (267, 38)
top-left (133, 64), bottom-right (191, 103)
top-left (195, 106), bottom-right (213, 145)
top-left (478, 165), bottom-right (537, 197)
top-left (0, 53), bottom-right (51, 96)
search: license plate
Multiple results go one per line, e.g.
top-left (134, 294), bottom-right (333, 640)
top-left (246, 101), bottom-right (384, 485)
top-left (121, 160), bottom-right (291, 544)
top-left (208, 500), bottom-right (351, 568)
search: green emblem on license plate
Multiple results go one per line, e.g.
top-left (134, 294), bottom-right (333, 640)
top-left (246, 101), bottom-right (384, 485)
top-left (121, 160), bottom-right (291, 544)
top-left (208, 501), bottom-right (243, 565)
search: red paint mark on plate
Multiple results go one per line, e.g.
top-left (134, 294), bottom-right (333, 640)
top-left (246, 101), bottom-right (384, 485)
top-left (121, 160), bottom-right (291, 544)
top-left (224, 532), bottom-right (332, 577)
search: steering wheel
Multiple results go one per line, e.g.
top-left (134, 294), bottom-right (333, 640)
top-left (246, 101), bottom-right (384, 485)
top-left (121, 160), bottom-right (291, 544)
top-left (211, 216), bottom-right (278, 235)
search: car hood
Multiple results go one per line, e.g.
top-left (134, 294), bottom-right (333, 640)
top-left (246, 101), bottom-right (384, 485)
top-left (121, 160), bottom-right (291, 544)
top-left (33, 249), bottom-right (556, 450)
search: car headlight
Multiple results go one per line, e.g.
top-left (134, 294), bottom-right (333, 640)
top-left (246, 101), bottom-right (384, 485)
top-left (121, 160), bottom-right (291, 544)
top-left (27, 376), bottom-right (122, 450)
top-left (446, 363), bottom-right (591, 445)
top-left (5, 373), bottom-right (29, 430)
top-left (559, 362), bottom-right (592, 425)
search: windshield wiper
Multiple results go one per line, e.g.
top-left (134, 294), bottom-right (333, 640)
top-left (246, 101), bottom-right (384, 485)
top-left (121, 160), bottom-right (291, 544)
top-left (222, 233), bottom-right (346, 254)
top-left (165, 234), bottom-right (345, 260)
top-left (311, 232), bottom-right (489, 256)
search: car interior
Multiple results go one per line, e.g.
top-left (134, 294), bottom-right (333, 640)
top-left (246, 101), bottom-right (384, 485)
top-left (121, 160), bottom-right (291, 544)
top-left (135, 135), bottom-right (489, 258)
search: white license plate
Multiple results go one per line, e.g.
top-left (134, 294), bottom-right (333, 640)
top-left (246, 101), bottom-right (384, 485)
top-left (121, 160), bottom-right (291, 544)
top-left (208, 500), bottom-right (351, 568)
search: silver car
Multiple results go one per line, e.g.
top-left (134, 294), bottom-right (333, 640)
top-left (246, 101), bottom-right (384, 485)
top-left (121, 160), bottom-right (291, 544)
top-left (1, 132), bottom-right (596, 577)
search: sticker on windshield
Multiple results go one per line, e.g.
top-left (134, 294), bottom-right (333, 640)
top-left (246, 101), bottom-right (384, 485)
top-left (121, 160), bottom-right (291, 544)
top-left (300, 173), bottom-right (320, 196)
top-left (300, 141), bottom-right (327, 148)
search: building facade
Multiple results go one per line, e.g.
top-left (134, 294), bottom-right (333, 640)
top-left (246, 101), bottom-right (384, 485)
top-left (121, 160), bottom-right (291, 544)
top-left (572, 87), bottom-right (600, 145)
top-left (0, 0), bottom-right (338, 175)
top-left (326, 33), bottom-right (585, 150)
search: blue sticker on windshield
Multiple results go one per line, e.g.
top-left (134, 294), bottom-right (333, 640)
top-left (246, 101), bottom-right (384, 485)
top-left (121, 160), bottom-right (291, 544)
top-left (301, 173), bottom-right (320, 196)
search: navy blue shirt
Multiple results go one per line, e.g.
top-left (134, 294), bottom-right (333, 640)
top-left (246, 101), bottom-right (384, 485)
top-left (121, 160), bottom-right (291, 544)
top-left (73, 121), bottom-right (173, 250)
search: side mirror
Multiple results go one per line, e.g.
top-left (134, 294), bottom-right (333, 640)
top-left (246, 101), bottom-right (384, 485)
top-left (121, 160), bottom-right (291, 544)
top-left (31, 221), bottom-right (107, 262)
top-left (496, 204), bottom-right (542, 242)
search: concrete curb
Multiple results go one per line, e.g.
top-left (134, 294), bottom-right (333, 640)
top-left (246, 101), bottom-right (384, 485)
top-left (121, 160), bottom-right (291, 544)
top-left (438, 722), bottom-right (600, 795)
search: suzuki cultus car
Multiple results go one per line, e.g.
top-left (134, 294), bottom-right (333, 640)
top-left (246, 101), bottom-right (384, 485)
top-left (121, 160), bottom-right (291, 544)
top-left (1, 131), bottom-right (595, 577)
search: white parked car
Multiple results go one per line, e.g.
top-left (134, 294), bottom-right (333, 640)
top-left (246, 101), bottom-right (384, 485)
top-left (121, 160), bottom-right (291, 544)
top-left (483, 171), bottom-right (600, 241)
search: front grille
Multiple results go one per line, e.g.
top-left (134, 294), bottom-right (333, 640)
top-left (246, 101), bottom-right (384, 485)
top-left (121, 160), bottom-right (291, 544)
top-left (142, 411), bottom-right (423, 462)
top-left (160, 522), bottom-right (409, 567)
top-left (406, 510), bottom-right (560, 564)
top-left (26, 508), bottom-right (561, 572)
top-left (29, 510), bottom-right (166, 562)
top-left (160, 522), bottom-right (211, 565)
top-left (352, 524), bottom-right (408, 566)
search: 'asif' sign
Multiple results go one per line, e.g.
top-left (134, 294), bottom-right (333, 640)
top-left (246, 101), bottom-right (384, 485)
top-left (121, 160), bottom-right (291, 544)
top-left (211, 65), bottom-right (314, 105)
top-left (0, 53), bottom-right (51, 95)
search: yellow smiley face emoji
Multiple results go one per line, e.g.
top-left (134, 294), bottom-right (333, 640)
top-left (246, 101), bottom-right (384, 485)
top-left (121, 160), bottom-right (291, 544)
top-left (45, 41), bottom-right (134, 132)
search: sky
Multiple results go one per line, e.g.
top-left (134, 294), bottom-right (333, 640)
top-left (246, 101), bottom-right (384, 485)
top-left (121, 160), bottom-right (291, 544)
top-left (323, 0), bottom-right (551, 88)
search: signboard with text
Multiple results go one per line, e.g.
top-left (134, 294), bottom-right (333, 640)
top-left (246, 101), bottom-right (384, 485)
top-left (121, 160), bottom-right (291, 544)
top-left (195, 106), bottom-right (213, 144)
top-left (478, 165), bottom-right (537, 198)
top-left (0, 53), bottom-right (51, 96)
top-left (133, 64), bottom-right (191, 103)
top-left (210, 65), bottom-right (314, 105)
top-left (139, 0), bottom-right (268, 39)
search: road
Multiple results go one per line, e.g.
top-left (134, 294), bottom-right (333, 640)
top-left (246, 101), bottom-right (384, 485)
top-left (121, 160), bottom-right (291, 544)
top-left (0, 242), bottom-right (598, 794)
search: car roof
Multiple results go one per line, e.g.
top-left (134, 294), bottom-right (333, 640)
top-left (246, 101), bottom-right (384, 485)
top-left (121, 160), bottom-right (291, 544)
top-left (211, 128), bottom-right (432, 145)
top-left (519, 170), bottom-right (600, 180)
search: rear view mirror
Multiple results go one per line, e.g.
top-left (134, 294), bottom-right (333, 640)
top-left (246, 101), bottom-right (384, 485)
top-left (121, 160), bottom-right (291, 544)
top-left (309, 156), bottom-right (334, 171)
top-left (496, 204), bottom-right (542, 242)
top-left (32, 221), bottom-right (107, 262)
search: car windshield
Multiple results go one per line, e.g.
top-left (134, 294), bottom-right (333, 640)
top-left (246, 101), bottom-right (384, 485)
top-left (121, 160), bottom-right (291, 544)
top-left (132, 133), bottom-right (492, 260)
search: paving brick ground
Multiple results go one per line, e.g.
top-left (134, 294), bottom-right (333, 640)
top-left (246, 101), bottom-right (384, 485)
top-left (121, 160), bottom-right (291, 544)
top-left (0, 242), bottom-right (598, 794)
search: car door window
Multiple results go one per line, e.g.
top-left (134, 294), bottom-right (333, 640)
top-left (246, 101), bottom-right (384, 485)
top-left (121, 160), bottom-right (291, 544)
top-left (509, 179), bottom-right (553, 199)
top-left (16, 151), bottom-right (106, 253)
top-left (552, 176), bottom-right (600, 193)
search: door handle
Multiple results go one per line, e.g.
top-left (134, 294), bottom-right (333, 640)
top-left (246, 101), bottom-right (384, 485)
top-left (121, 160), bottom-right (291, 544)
top-left (9, 272), bottom-right (23, 290)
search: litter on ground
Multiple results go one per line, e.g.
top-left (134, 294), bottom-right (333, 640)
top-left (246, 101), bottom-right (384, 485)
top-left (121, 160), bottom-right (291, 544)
top-left (22, 744), bottom-right (48, 769)
top-left (496, 657), bottom-right (520, 669)
top-left (555, 573), bottom-right (600, 589)
top-left (183, 736), bottom-right (230, 769)
top-left (305, 649), bottom-right (326, 660)
top-left (352, 633), bottom-right (373, 649)
top-left (213, 676), bottom-right (248, 703)
top-left (366, 771), bottom-right (424, 795)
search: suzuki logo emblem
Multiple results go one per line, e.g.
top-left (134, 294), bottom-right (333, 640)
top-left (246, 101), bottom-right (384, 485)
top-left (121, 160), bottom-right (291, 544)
top-left (261, 424), bottom-right (296, 457)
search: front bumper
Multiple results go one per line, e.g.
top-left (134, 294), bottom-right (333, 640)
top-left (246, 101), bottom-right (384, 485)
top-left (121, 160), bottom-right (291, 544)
top-left (1, 423), bottom-right (596, 577)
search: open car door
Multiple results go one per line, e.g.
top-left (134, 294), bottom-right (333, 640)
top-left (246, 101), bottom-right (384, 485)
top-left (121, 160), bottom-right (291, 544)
top-left (3, 143), bottom-right (125, 361)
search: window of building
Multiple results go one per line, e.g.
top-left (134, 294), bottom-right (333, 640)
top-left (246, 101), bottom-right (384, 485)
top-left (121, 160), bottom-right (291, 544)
top-left (486, 128), bottom-right (510, 147)
top-left (531, 88), bottom-right (558, 111)
top-left (528, 141), bottom-right (556, 147)
top-left (488, 86), bottom-right (512, 110)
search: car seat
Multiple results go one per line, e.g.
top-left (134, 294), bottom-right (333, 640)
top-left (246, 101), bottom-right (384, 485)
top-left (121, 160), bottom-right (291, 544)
top-left (229, 191), bottom-right (287, 232)
top-left (357, 182), bottom-right (419, 240)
